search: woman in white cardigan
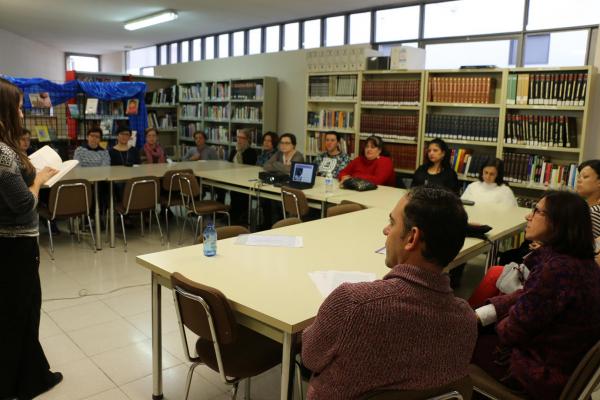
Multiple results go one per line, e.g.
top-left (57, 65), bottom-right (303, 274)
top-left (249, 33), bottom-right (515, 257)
top-left (461, 157), bottom-right (517, 208)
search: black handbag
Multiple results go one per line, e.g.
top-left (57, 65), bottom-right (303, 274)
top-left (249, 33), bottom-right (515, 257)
top-left (342, 178), bottom-right (377, 192)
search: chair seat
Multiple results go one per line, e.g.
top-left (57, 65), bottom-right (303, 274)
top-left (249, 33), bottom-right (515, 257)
top-left (187, 200), bottom-right (230, 214)
top-left (469, 364), bottom-right (527, 400)
top-left (160, 193), bottom-right (184, 207)
top-left (195, 324), bottom-right (281, 379)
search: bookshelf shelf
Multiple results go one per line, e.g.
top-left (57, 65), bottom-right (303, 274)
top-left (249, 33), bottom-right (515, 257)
top-left (395, 168), bottom-right (415, 174)
top-left (423, 137), bottom-right (498, 147)
top-left (179, 98), bottom-right (203, 103)
top-left (205, 99), bottom-right (230, 103)
top-left (457, 175), bottom-right (478, 182)
top-left (203, 118), bottom-right (229, 123)
top-left (180, 117), bottom-right (203, 122)
top-left (147, 104), bottom-right (177, 109)
top-left (426, 102), bottom-right (502, 109)
top-left (307, 97), bottom-right (357, 103)
top-left (158, 128), bottom-right (177, 133)
top-left (360, 134), bottom-right (417, 145)
top-left (307, 127), bottom-right (355, 134)
top-left (74, 115), bottom-right (129, 120)
top-left (179, 137), bottom-right (195, 142)
top-left (502, 143), bottom-right (581, 153)
top-left (509, 182), bottom-right (572, 191)
top-left (360, 103), bottom-right (420, 110)
top-left (230, 119), bottom-right (263, 124)
top-left (505, 104), bottom-right (585, 111)
top-left (230, 99), bottom-right (264, 103)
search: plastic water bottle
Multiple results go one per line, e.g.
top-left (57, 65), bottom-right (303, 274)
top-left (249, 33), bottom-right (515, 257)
top-left (203, 222), bottom-right (217, 257)
top-left (325, 172), bottom-right (334, 195)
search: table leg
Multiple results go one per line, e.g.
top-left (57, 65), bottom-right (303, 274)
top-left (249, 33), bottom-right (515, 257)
top-left (94, 182), bottom-right (102, 250)
top-left (152, 272), bottom-right (163, 400)
top-left (320, 201), bottom-right (326, 218)
top-left (109, 182), bottom-right (115, 248)
top-left (280, 332), bottom-right (296, 400)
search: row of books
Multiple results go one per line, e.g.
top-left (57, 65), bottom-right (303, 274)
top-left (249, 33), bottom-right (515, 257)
top-left (181, 104), bottom-right (203, 119)
top-left (463, 153), bottom-right (493, 178)
top-left (506, 72), bottom-right (587, 106)
top-left (361, 80), bottom-right (420, 104)
top-left (307, 110), bottom-right (355, 130)
top-left (74, 99), bottom-right (129, 118)
top-left (425, 115), bottom-right (499, 143)
top-left (231, 106), bottom-right (262, 121)
top-left (205, 105), bottom-right (230, 120)
top-left (148, 112), bottom-right (176, 129)
top-left (502, 152), bottom-right (578, 189)
top-left (205, 126), bottom-right (229, 143)
top-left (180, 122), bottom-right (202, 138)
top-left (145, 86), bottom-right (177, 105)
top-left (231, 82), bottom-right (264, 100)
top-left (360, 114), bottom-right (419, 139)
top-left (307, 132), bottom-right (355, 157)
top-left (206, 83), bottom-right (229, 100)
top-left (428, 77), bottom-right (496, 104)
top-left (308, 75), bottom-right (358, 98)
top-left (505, 114), bottom-right (577, 148)
top-left (180, 84), bottom-right (204, 100)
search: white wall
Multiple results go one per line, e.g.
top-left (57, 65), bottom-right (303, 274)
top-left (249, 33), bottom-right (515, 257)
top-left (0, 28), bottom-right (64, 81)
top-left (102, 51), bottom-right (126, 74)
top-left (155, 50), bottom-right (308, 149)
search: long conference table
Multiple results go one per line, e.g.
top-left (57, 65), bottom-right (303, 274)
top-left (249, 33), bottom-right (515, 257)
top-left (62, 160), bottom-right (530, 399)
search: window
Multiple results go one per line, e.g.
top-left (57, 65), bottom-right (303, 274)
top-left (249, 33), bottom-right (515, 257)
top-left (159, 45), bottom-right (168, 65)
top-left (66, 54), bottom-right (100, 72)
top-left (266, 25), bottom-right (280, 52)
top-left (170, 43), bottom-right (178, 64)
top-left (303, 19), bottom-right (321, 49)
top-left (233, 31), bottom-right (245, 56)
top-left (181, 41), bottom-right (189, 63)
top-left (205, 36), bottom-right (215, 60)
top-left (141, 67), bottom-right (155, 76)
top-left (192, 39), bottom-right (201, 61)
top-left (218, 33), bottom-right (229, 58)
top-left (375, 6), bottom-right (420, 43)
top-left (126, 46), bottom-right (156, 75)
top-left (524, 30), bottom-right (588, 67)
top-left (349, 12), bottom-right (371, 44)
top-left (284, 22), bottom-right (300, 51)
top-left (249, 28), bottom-right (262, 54)
top-left (326, 16), bottom-right (345, 47)
top-left (528, 0), bottom-right (600, 30)
top-left (425, 0), bottom-right (524, 38)
top-left (425, 40), bottom-right (515, 69)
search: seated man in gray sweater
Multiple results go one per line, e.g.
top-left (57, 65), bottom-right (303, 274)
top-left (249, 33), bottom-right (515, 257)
top-left (73, 127), bottom-right (110, 167)
top-left (182, 130), bottom-right (218, 161)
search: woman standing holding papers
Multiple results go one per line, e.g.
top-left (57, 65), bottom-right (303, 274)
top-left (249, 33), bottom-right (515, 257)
top-left (0, 78), bottom-right (63, 399)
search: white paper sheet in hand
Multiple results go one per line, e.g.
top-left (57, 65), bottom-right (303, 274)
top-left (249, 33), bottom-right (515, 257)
top-left (309, 270), bottom-right (377, 298)
top-left (28, 145), bottom-right (79, 187)
top-left (235, 234), bottom-right (303, 248)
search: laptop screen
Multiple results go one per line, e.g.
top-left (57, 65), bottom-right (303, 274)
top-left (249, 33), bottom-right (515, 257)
top-left (290, 162), bottom-right (316, 184)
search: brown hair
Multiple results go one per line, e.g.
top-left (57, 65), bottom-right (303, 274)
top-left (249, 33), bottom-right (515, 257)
top-left (145, 127), bottom-right (158, 137)
top-left (0, 78), bottom-right (33, 172)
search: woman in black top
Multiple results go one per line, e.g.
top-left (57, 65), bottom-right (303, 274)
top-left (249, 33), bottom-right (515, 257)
top-left (109, 129), bottom-right (140, 166)
top-left (0, 78), bottom-right (63, 399)
top-left (412, 138), bottom-right (459, 194)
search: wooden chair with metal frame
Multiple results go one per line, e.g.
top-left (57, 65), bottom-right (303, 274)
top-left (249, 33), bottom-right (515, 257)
top-left (360, 376), bottom-right (472, 400)
top-left (178, 173), bottom-right (230, 245)
top-left (280, 186), bottom-right (310, 221)
top-left (38, 179), bottom-right (96, 260)
top-left (198, 225), bottom-right (250, 244)
top-left (326, 202), bottom-right (365, 218)
top-left (469, 337), bottom-right (600, 400)
top-left (160, 168), bottom-right (193, 242)
top-left (171, 272), bottom-right (283, 400)
top-left (272, 217), bottom-right (302, 229)
top-left (115, 176), bottom-right (164, 251)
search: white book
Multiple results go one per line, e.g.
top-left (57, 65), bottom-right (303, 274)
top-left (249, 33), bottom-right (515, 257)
top-left (29, 145), bottom-right (79, 187)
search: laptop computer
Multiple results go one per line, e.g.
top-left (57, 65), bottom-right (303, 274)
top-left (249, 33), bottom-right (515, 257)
top-left (286, 161), bottom-right (317, 189)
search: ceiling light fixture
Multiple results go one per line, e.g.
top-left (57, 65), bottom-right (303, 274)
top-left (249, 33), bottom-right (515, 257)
top-left (124, 10), bottom-right (178, 31)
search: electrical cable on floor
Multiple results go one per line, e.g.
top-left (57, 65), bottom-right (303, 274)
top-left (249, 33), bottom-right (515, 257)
top-left (42, 283), bottom-right (151, 302)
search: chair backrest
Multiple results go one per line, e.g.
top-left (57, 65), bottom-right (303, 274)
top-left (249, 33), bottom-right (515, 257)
top-left (559, 338), bottom-right (600, 400)
top-left (326, 203), bottom-right (364, 218)
top-left (340, 199), bottom-right (368, 209)
top-left (162, 168), bottom-right (194, 192)
top-left (198, 225), bottom-right (250, 243)
top-left (171, 272), bottom-right (237, 345)
top-left (361, 376), bottom-right (472, 400)
top-left (48, 179), bottom-right (93, 219)
top-left (122, 176), bottom-right (160, 214)
top-left (281, 186), bottom-right (309, 219)
top-left (178, 173), bottom-right (201, 198)
top-left (272, 217), bottom-right (302, 229)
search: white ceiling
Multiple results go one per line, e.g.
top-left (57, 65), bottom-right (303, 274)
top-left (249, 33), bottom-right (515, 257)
top-left (0, 0), bottom-right (417, 54)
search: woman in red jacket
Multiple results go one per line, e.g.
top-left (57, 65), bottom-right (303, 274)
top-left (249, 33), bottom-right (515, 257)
top-left (338, 135), bottom-right (395, 186)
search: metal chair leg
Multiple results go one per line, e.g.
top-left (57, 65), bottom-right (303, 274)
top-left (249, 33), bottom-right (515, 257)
top-left (194, 215), bottom-right (203, 244)
top-left (244, 377), bottom-right (251, 399)
top-left (87, 215), bottom-right (97, 253)
top-left (179, 213), bottom-right (189, 245)
top-left (76, 217), bottom-right (81, 243)
top-left (231, 382), bottom-right (240, 400)
top-left (183, 362), bottom-right (201, 400)
top-left (120, 214), bottom-right (128, 252)
top-left (164, 208), bottom-right (170, 243)
top-left (148, 210), bottom-right (152, 233)
top-left (47, 220), bottom-right (54, 260)
top-left (154, 210), bottom-right (164, 245)
top-left (295, 363), bottom-right (304, 400)
top-left (140, 213), bottom-right (144, 236)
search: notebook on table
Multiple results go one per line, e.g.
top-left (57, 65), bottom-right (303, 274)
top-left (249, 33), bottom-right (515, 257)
top-left (286, 162), bottom-right (317, 190)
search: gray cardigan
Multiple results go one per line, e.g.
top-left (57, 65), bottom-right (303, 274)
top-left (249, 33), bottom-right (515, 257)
top-left (263, 150), bottom-right (305, 174)
top-left (182, 145), bottom-right (218, 161)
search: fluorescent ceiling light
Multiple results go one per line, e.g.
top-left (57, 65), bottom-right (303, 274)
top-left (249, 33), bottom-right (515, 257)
top-left (124, 10), bottom-right (178, 31)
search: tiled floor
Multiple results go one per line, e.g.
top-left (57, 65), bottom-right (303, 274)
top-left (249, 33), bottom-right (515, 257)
top-left (31, 221), bottom-right (600, 400)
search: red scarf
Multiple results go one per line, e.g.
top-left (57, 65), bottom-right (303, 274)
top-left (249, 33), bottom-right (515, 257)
top-left (143, 143), bottom-right (165, 163)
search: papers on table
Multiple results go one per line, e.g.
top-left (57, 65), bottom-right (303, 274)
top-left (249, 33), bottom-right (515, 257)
top-left (29, 145), bottom-right (79, 187)
top-left (235, 234), bottom-right (303, 248)
top-left (309, 270), bottom-right (377, 298)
